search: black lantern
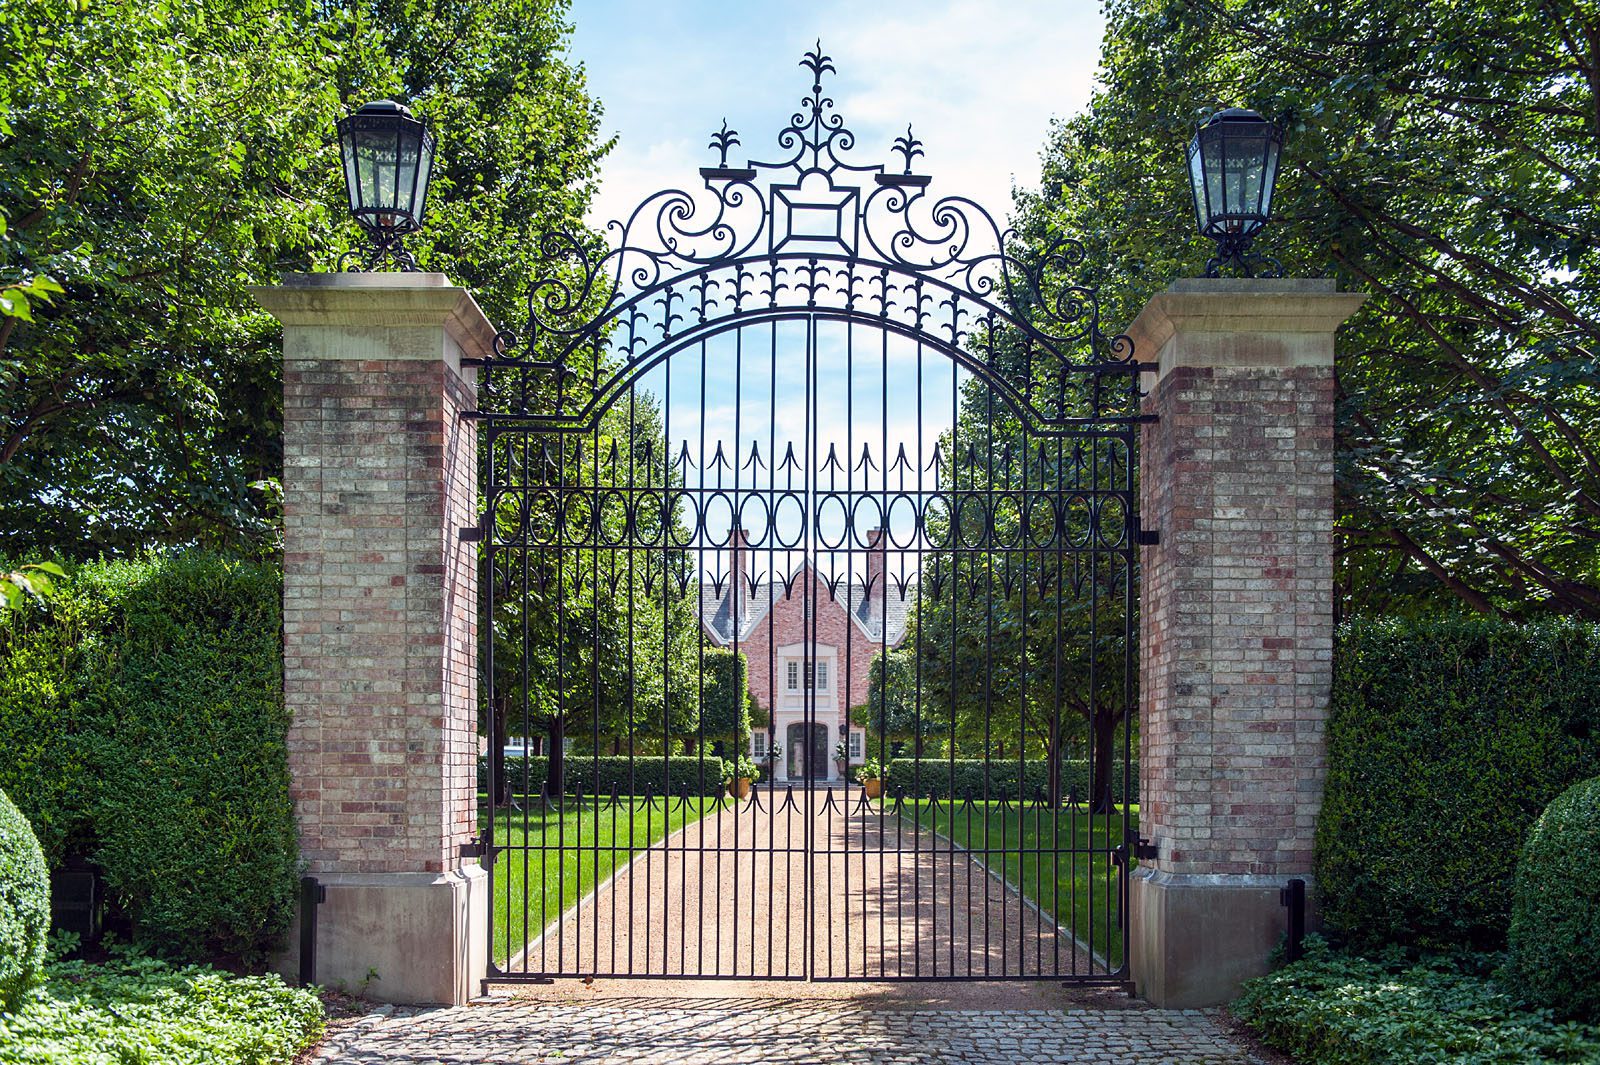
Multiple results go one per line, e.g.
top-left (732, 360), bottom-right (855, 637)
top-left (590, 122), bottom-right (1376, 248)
top-left (1186, 108), bottom-right (1284, 277)
top-left (336, 100), bottom-right (435, 271)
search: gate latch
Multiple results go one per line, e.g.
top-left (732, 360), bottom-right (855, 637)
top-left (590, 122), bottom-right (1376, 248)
top-left (460, 837), bottom-right (487, 860)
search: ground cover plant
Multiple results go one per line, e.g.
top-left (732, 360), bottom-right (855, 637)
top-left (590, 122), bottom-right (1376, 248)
top-left (897, 799), bottom-right (1134, 968)
top-left (1234, 939), bottom-right (1600, 1065)
top-left (0, 947), bottom-right (324, 1065)
top-left (482, 795), bottom-right (720, 966)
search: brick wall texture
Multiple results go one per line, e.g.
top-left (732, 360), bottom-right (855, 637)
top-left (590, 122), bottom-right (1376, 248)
top-left (1138, 363), bottom-right (1334, 877)
top-left (283, 356), bottom-right (478, 875)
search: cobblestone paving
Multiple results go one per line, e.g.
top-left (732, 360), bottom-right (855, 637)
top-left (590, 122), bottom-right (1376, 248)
top-left (310, 998), bottom-right (1265, 1064)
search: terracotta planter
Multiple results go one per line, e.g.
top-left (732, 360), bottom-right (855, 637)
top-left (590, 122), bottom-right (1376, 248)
top-left (729, 777), bottom-right (753, 799)
top-left (862, 778), bottom-right (883, 799)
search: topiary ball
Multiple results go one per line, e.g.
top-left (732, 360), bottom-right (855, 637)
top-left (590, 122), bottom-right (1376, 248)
top-left (0, 786), bottom-right (50, 1011)
top-left (1508, 775), bottom-right (1600, 1021)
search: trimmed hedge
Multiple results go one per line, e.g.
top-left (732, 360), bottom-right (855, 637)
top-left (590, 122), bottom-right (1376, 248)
top-left (489, 755), bottom-right (731, 797)
top-left (1507, 776), bottom-right (1600, 1021)
top-left (0, 788), bottom-right (48, 1012)
top-left (1234, 939), bottom-right (1600, 1065)
top-left (0, 555), bottom-right (296, 961)
top-left (877, 758), bottom-right (1138, 803)
top-left (1317, 616), bottom-right (1600, 951)
top-left (482, 754), bottom-right (1139, 803)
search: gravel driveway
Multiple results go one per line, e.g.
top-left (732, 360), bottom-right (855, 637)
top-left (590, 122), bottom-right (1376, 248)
top-left (504, 785), bottom-right (1107, 980)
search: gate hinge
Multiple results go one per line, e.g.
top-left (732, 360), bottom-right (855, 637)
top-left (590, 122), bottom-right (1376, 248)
top-left (460, 522), bottom-right (485, 543)
top-left (1133, 517), bottom-right (1160, 547)
top-left (1133, 836), bottom-right (1159, 861)
top-left (459, 837), bottom-right (486, 860)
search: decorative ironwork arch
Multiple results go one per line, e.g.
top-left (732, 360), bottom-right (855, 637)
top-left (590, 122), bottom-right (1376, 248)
top-left (473, 41), bottom-right (1149, 432)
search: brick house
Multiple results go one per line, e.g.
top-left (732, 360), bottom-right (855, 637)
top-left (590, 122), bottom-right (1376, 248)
top-left (698, 527), bottom-right (911, 784)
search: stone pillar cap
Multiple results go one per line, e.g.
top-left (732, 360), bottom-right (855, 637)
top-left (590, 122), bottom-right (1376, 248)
top-left (250, 272), bottom-right (497, 363)
top-left (1126, 277), bottom-right (1367, 379)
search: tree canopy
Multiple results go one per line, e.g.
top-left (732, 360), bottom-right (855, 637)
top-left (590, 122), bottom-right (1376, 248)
top-left (0, 0), bottom-right (608, 558)
top-left (1019, 0), bottom-right (1600, 618)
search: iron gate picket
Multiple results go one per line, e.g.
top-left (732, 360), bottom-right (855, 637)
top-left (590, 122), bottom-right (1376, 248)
top-left (471, 46), bottom-right (1148, 984)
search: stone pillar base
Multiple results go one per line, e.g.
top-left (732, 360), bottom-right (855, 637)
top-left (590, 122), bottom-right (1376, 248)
top-left (277, 866), bottom-right (488, 1005)
top-left (1131, 867), bottom-right (1309, 1007)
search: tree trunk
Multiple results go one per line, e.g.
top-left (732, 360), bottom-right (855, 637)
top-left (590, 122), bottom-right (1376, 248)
top-left (491, 695), bottom-right (510, 808)
top-left (1046, 711), bottom-right (1063, 808)
top-left (544, 718), bottom-right (564, 800)
top-left (1090, 710), bottom-right (1118, 815)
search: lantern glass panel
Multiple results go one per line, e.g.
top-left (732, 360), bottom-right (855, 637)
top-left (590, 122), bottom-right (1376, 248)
top-left (413, 132), bottom-right (434, 222)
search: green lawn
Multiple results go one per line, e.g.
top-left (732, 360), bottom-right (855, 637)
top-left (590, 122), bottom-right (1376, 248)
top-left (480, 794), bottom-right (720, 966)
top-left (897, 800), bottom-right (1137, 970)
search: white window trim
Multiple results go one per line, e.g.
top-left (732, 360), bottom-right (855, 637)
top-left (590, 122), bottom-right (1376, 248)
top-left (786, 661), bottom-right (800, 691)
top-left (849, 730), bottom-right (863, 759)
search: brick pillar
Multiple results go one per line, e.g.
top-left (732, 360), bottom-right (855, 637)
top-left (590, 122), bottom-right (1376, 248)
top-left (1126, 278), bottom-right (1365, 1007)
top-left (253, 273), bottom-right (492, 1005)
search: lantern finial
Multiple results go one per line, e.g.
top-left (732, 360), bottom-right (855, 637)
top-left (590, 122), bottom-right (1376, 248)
top-left (336, 100), bottom-right (436, 271)
top-left (1185, 107), bottom-right (1284, 277)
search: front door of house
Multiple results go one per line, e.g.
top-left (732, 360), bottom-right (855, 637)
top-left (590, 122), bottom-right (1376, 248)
top-left (786, 722), bottom-right (828, 783)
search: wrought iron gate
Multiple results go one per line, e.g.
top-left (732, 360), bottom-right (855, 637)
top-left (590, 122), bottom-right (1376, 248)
top-left (471, 46), bottom-right (1148, 984)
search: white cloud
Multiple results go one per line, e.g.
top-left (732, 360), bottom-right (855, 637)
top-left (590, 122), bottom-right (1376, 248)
top-left (577, 1), bottom-right (1105, 232)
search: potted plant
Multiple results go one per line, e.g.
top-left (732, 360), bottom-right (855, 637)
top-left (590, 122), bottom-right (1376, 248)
top-left (723, 755), bottom-right (761, 799)
top-left (855, 756), bottom-right (889, 799)
top-left (834, 739), bottom-right (851, 778)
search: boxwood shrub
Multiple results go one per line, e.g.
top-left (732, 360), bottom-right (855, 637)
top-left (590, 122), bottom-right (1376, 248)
top-left (0, 554), bottom-right (296, 961)
top-left (0, 788), bottom-right (48, 1012)
top-left (1507, 775), bottom-right (1600, 1021)
top-left (1317, 616), bottom-right (1600, 951)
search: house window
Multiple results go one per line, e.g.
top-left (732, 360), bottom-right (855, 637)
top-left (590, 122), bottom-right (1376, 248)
top-left (786, 661), bottom-right (800, 691)
top-left (849, 731), bottom-right (863, 759)
top-left (753, 732), bottom-right (767, 759)
top-left (806, 661), bottom-right (829, 691)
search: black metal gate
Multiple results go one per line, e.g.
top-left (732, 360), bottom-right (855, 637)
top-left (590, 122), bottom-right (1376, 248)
top-left (471, 46), bottom-right (1148, 984)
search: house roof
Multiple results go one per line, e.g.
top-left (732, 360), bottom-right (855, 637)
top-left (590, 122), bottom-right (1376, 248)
top-left (697, 558), bottom-right (913, 649)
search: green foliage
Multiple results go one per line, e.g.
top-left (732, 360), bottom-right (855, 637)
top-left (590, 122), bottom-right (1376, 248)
top-left (490, 755), bottom-right (730, 798)
top-left (0, 954), bottom-right (324, 1065)
top-left (1507, 776), bottom-right (1600, 1021)
top-left (0, 563), bottom-right (61, 622)
top-left (1234, 939), bottom-right (1600, 1065)
top-left (0, 789), bottom-right (46, 1012)
top-left (698, 648), bottom-right (752, 746)
top-left (854, 757), bottom-right (888, 784)
top-left (1024, 0), bottom-right (1600, 618)
top-left (0, 0), bottom-right (606, 559)
top-left (872, 758), bottom-right (1137, 802)
top-left (720, 755), bottom-right (760, 785)
top-left (1317, 616), bottom-right (1600, 952)
top-left (0, 554), bottom-right (296, 960)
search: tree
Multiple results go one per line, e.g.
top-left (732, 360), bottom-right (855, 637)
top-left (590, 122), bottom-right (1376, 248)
top-left (865, 390), bottom-right (1136, 811)
top-left (1016, 0), bottom-right (1600, 619)
top-left (0, 0), bottom-right (608, 558)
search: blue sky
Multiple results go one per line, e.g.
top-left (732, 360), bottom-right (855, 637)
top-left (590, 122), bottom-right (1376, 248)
top-left (569, 1), bottom-right (1108, 229)
top-left (564, 2), bottom-right (1110, 579)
